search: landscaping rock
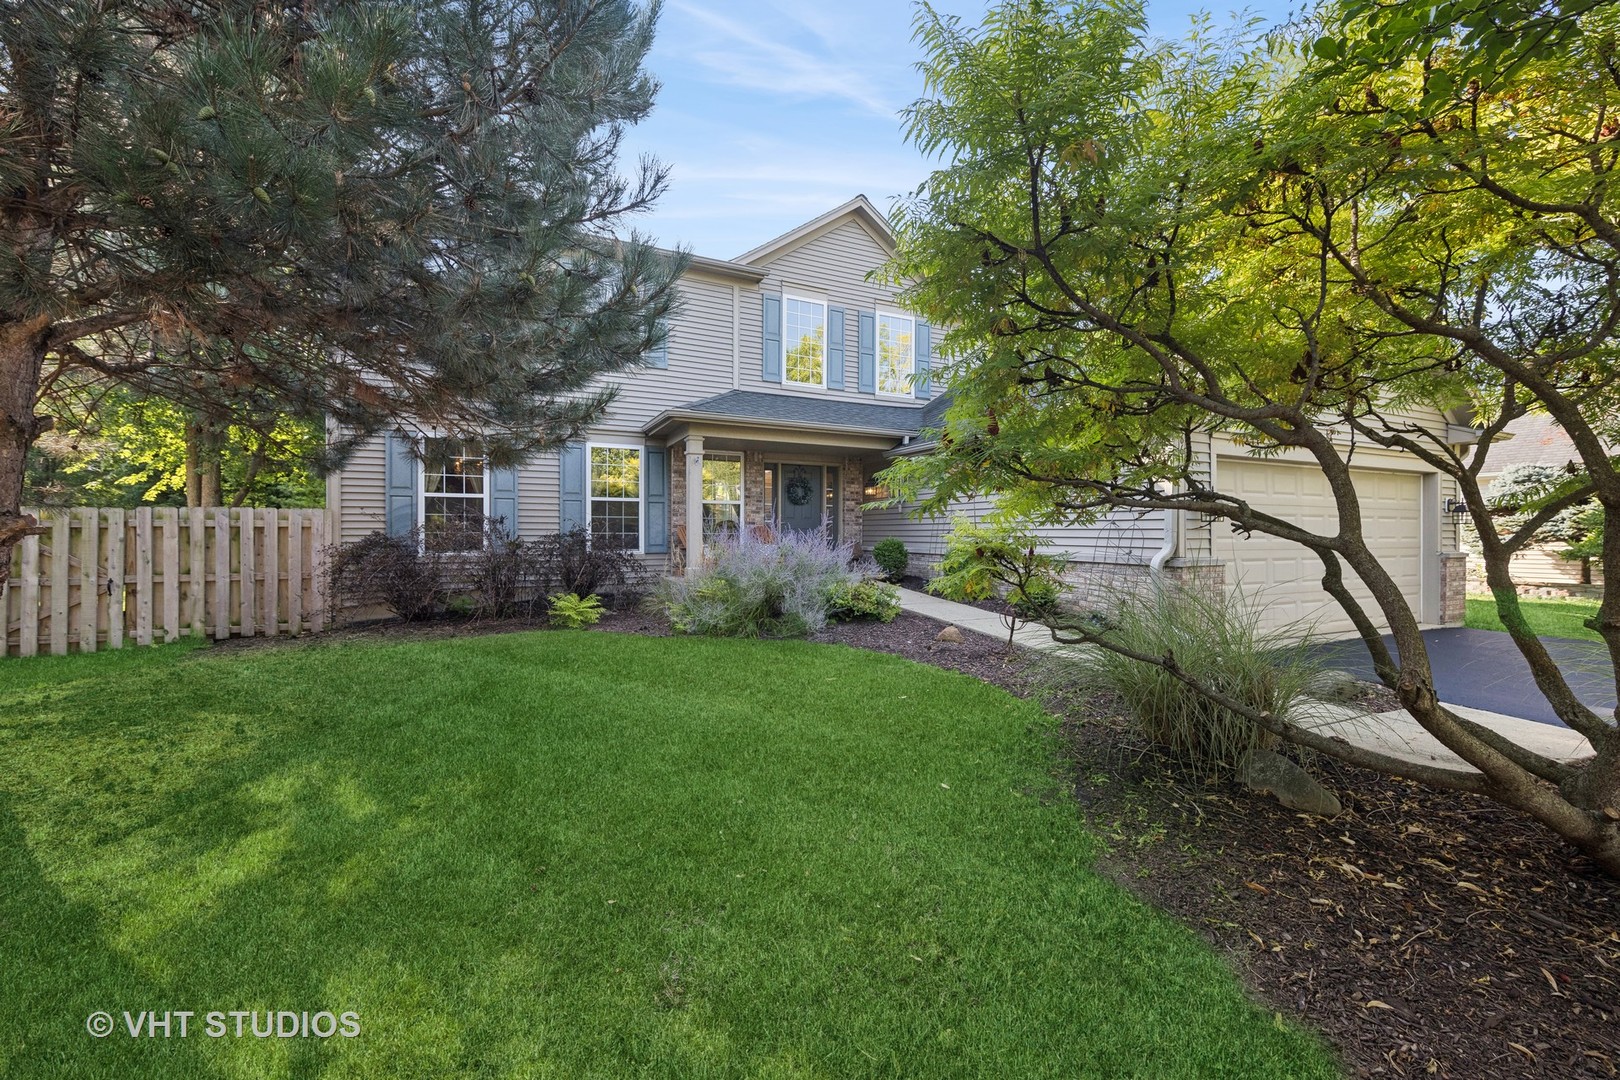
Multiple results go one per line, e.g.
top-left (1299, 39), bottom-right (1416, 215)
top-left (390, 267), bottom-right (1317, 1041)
top-left (935, 625), bottom-right (965, 644)
top-left (1236, 748), bottom-right (1342, 817)
top-left (1306, 668), bottom-right (1362, 703)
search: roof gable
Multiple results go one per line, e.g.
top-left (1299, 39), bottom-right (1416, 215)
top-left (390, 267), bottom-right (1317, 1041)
top-left (734, 195), bottom-right (897, 267)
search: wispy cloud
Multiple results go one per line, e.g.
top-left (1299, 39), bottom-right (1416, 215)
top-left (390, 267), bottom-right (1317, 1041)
top-left (669, 0), bottom-right (901, 118)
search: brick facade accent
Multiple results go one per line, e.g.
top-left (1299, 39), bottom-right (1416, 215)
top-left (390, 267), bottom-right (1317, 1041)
top-left (743, 450), bottom-right (766, 530)
top-left (1439, 551), bottom-right (1467, 626)
top-left (667, 439), bottom-right (687, 570)
top-left (841, 456), bottom-right (865, 555)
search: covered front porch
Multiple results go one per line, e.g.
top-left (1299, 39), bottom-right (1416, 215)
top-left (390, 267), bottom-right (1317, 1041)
top-left (644, 389), bottom-right (946, 571)
top-left (657, 430), bottom-right (878, 571)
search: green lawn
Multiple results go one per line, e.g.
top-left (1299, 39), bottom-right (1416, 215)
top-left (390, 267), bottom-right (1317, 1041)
top-left (1465, 595), bottom-right (1602, 642)
top-left (0, 632), bottom-right (1334, 1079)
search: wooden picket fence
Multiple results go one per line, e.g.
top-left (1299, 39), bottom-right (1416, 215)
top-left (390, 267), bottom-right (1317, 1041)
top-left (3, 507), bottom-right (335, 657)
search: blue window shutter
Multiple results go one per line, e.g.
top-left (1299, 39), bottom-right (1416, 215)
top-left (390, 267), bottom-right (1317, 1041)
top-left (643, 446), bottom-right (668, 554)
top-left (490, 465), bottom-right (519, 539)
top-left (762, 293), bottom-right (783, 383)
top-left (647, 319), bottom-right (669, 369)
top-left (384, 433), bottom-right (419, 538)
top-left (559, 443), bottom-right (586, 533)
top-left (857, 311), bottom-right (876, 394)
top-left (826, 306), bottom-right (846, 389)
top-left (914, 321), bottom-right (933, 399)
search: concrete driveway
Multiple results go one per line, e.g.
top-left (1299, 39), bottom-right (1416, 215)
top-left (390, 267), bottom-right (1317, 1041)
top-left (1309, 628), bottom-right (1616, 728)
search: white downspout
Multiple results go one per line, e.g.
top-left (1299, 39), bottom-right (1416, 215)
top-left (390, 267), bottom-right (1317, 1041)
top-left (1149, 480), bottom-right (1177, 575)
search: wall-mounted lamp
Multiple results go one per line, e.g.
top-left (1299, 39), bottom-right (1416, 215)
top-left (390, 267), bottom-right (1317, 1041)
top-left (863, 485), bottom-right (889, 499)
top-left (1443, 497), bottom-right (1469, 515)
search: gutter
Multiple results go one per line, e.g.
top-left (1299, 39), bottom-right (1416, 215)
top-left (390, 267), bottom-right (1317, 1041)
top-left (643, 409), bottom-right (916, 440)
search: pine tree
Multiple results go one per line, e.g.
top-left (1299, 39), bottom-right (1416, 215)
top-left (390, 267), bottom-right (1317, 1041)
top-left (0, 0), bottom-right (681, 582)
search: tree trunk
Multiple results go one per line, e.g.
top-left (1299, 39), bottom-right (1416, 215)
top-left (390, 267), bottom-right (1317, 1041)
top-left (0, 315), bottom-right (52, 590)
top-left (184, 414), bottom-right (224, 508)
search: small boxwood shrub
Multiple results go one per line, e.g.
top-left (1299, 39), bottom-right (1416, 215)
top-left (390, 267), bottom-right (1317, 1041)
top-left (871, 537), bottom-right (909, 582)
top-left (826, 579), bottom-right (902, 623)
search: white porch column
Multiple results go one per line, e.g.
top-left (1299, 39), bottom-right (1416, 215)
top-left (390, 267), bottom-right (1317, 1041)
top-left (685, 435), bottom-right (705, 564)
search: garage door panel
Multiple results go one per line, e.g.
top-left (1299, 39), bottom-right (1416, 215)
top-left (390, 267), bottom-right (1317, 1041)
top-left (1215, 460), bottom-right (1423, 637)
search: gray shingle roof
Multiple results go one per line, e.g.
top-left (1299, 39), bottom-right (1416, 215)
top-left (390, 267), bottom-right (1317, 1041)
top-left (1474, 413), bottom-right (1613, 477)
top-left (649, 389), bottom-right (950, 437)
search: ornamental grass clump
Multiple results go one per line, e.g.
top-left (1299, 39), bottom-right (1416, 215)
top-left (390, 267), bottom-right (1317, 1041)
top-left (660, 529), bottom-right (858, 637)
top-left (1048, 578), bottom-right (1322, 776)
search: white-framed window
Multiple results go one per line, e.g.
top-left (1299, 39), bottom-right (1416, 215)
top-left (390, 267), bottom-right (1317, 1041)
top-left (421, 437), bottom-right (489, 552)
top-left (784, 293), bottom-right (827, 387)
top-left (589, 443), bottom-right (642, 551)
top-left (701, 453), bottom-right (743, 541)
top-left (876, 310), bottom-right (915, 397)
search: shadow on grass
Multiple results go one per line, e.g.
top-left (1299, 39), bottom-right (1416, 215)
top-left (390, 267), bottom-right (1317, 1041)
top-left (3, 633), bottom-right (1338, 1079)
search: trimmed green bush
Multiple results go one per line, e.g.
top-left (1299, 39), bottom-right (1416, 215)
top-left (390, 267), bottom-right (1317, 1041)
top-left (827, 579), bottom-right (902, 623)
top-left (872, 537), bottom-right (909, 582)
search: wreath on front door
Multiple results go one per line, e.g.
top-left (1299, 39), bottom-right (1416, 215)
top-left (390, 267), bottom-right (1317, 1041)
top-left (785, 467), bottom-right (814, 506)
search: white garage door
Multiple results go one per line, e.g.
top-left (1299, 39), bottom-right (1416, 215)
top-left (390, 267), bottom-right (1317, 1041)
top-left (1214, 459), bottom-right (1424, 637)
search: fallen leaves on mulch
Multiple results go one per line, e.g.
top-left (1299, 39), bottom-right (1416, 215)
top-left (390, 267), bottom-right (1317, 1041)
top-left (812, 613), bottom-right (1620, 1079)
top-left (1062, 720), bottom-right (1620, 1079)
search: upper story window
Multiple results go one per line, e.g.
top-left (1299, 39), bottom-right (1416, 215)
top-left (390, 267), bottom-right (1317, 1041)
top-left (784, 294), bottom-right (827, 387)
top-left (589, 444), bottom-right (642, 551)
top-left (877, 311), bottom-right (915, 396)
top-left (423, 438), bottom-right (487, 551)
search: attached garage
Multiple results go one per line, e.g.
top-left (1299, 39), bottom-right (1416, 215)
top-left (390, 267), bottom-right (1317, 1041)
top-left (1213, 458), bottom-right (1428, 637)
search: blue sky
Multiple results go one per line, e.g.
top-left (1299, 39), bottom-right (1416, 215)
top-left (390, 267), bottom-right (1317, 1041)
top-left (619, 0), bottom-right (1298, 260)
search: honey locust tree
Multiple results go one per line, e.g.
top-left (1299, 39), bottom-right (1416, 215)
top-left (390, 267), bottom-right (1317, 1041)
top-left (0, 0), bottom-right (681, 579)
top-left (883, 0), bottom-right (1620, 872)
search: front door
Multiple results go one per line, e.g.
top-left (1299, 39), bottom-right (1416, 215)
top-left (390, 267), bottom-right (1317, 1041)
top-left (778, 463), bottom-right (824, 536)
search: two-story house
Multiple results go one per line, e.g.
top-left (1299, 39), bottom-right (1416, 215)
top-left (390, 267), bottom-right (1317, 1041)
top-left (326, 195), bottom-right (1470, 637)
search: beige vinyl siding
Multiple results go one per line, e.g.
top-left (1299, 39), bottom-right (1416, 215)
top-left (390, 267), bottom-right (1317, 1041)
top-left (332, 434), bottom-right (668, 575)
top-left (592, 271), bottom-right (740, 433)
top-left (739, 219), bottom-right (933, 414)
top-left (863, 494), bottom-right (1170, 569)
top-left (1507, 546), bottom-right (1601, 587)
top-left (337, 436), bottom-right (388, 544)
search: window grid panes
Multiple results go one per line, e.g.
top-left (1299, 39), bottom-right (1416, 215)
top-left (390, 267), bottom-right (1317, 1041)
top-left (784, 297), bottom-right (826, 386)
top-left (701, 454), bottom-right (743, 541)
top-left (423, 438), bottom-right (486, 551)
top-left (877, 313), bottom-right (914, 395)
top-left (590, 445), bottom-right (642, 550)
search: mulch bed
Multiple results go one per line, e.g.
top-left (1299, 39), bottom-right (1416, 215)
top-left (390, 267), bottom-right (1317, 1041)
top-left (802, 615), bottom-right (1620, 1079)
top-left (811, 611), bottom-right (1032, 691)
top-left (201, 606), bottom-right (1620, 1076)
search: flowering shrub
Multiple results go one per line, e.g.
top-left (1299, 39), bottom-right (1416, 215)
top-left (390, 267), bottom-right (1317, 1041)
top-left (660, 529), bottom-right (859, 637)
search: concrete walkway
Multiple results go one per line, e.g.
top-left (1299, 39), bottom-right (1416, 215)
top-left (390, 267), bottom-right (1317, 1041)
top-left (895, 587), bottom-right (1062, 651)
top-left (895, 587), bottom-right (1596, 773)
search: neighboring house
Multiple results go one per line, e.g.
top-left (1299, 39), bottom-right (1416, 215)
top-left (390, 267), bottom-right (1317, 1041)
top-left (1468, 414), bottom-right (1607, 590)
top-left (326, 196), bottom-right (1470, 638)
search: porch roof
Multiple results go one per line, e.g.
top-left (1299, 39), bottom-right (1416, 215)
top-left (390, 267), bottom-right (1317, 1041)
top-left (644, 390), bottom-right (951, 441)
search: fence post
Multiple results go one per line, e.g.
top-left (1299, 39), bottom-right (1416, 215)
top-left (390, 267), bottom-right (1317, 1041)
top-left (107, 509), bottom-right (126, 649)
top-left (78, 507), bottom-right (98, 653)
top-left (49, 512), bottom-right (70, 656)
top-left (287, 509), bottom-right (304, 636)
top-left (187, 506), bottom-right (206, 638)
top-left (160, 507), bottom-right (181, 643)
